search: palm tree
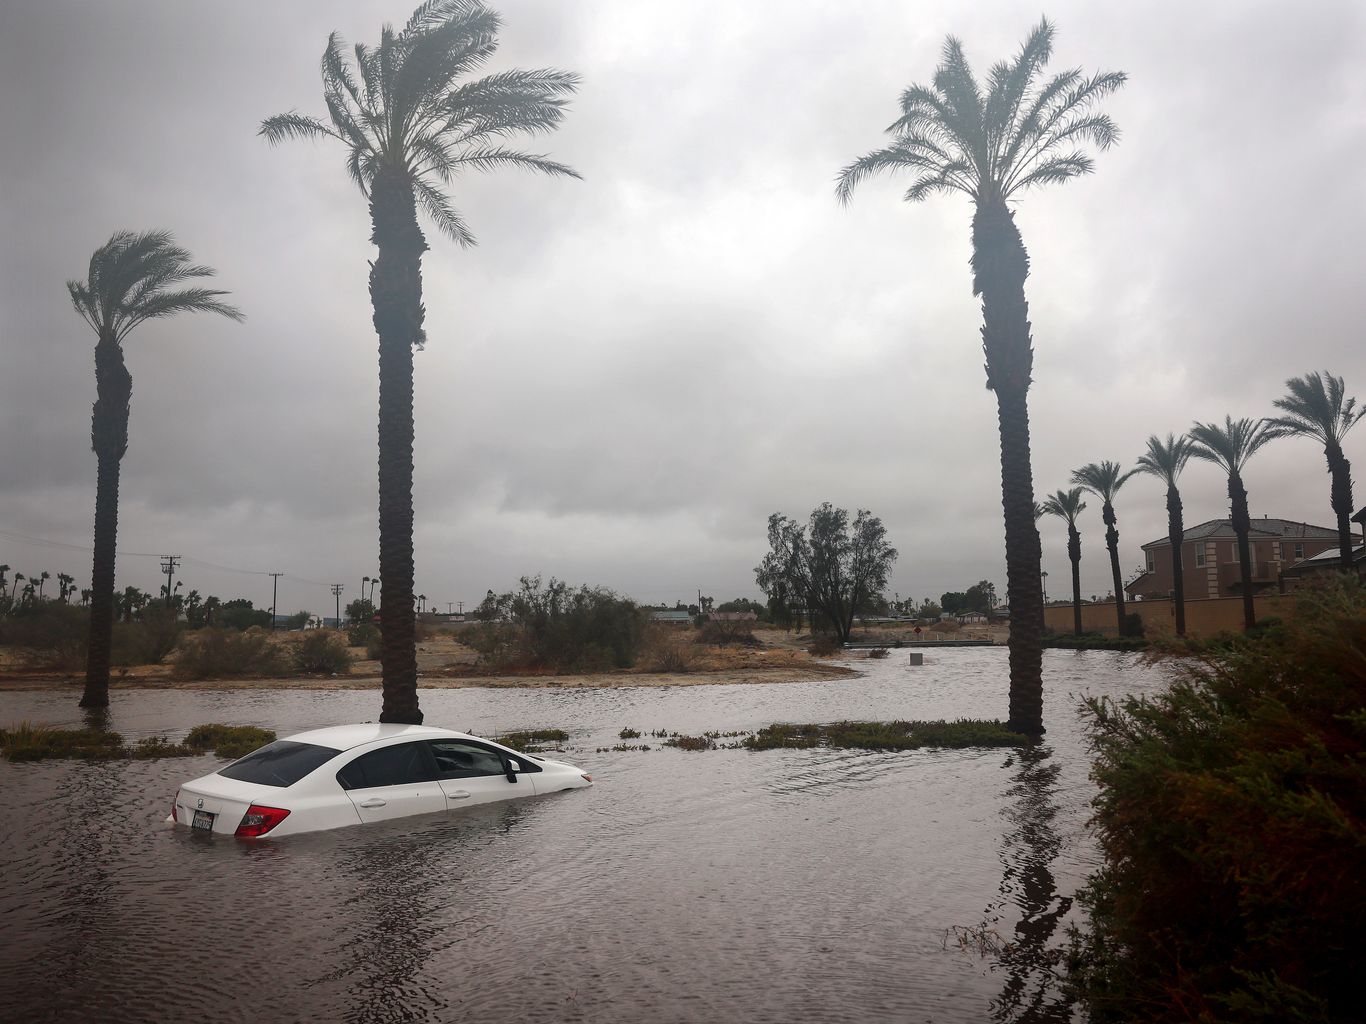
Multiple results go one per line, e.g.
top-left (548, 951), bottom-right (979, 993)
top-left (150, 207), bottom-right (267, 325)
top-left (1265, 372), bottom-right (1365, 570)
top-left (1135, 434), bottom-right (1194, 637)
top-left (68, 230), bottom-right (242, 708)
top-left (837, 20), bottom-right (1124, 734)
top-left (1071, 462), bottom-right (1139, 636)
top-left (1041, 488), bottom-right (1087, 636)
top-left (262, 1), bottom-right (580, 725)
top-left (1188, 416), bottom-right (1277, 631)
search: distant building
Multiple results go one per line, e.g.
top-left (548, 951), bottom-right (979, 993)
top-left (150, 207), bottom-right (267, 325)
top-left (1279, 543), bottom-right (1366, 585)
top-left (707, 611), bottom-right (757, 622)
top-left (650, 609), bottom-right (692, 624)
top-left (1126, 517), bottom-right (1359, 601)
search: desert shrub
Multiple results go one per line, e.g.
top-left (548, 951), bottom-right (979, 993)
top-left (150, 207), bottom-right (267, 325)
top-left (292, 630), bottom-right (353, 674)
top-left (0, 603), bottom-right (88, 668)
top-left (640, 624), bottom-right (696, 672)
top-left (931, 617), bottom-right (961, 633)
top-left (462, 621), bottom-right (521, 668)
top-left (744, 719), bottom-right (1025, 751)
top-left (346, 622), bottom-right (380, 647)
top-left (113, 606), bottom-right (184, 666)
top-left (1068, 577), bottom-right (1366, 1023)
top-left (807, 633), bottom-right (841, 656)
top-left (867, 647), bottom-right (890, 659)
top-left (499, 575), bottom-right (646, 672)
top-left (173, 628), bottom-right (287, 680)
top-left (1, 723), bottom-right (125, 761)
top-left (495, 728), bottom-right (569, 751)
top-left (1121, 612), bottom-right (1145, 638)
top-left (185, 724), bottom-right (275, 759)
top-left (695, 619), bottom-right (761, 647)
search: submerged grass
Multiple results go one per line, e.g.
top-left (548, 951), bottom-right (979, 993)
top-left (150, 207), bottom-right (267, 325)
top-left (744, 719), bottom-right (1026, 751)
top-left (1, 722), bottom-right (275, 761)
top-left (494, 728), bottom-right (570, 752)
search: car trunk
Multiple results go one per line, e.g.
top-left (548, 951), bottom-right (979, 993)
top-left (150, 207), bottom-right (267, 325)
top-left (176, 775), bottom-right (274, 836)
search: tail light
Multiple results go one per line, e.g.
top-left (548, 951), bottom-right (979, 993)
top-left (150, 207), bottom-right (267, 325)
top-left (171, 791), bottom-right (179, 822)
top-left (235, 804), bottom-right (290, 837)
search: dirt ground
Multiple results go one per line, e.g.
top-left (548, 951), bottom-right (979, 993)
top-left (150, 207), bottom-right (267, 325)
top-left (0, 621), bottom-right (1005, 694)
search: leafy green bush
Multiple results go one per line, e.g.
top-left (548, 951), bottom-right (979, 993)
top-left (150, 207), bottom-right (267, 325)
top-left (496, 728), bottom-right (569, 749)
top-left (0, 603), bottom-right (87, 668)
top-left (1042, 633), bottom-right (1148, 652)
top-left (1, 723), bottom-right (125, 761)
top-left (640, 624), bottom-right (696, 672)
top-left (112, 606), bottom-right (183, 665)
top-left (185, 724), bottom-right (275, 759)
top-left (346, 622), bottom-right (380, 647)
top-left (1068, 578), bottom-right (1366, 1023)
top-left (292, 631), bottom-right (353, 674)
top-left (173, 628), bottom-right (287, 680)
top-left (475, 576), bottom-right (646, 672)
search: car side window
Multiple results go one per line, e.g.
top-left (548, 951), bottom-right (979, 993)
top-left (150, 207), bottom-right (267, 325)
top-left (337, 741), bottom-right (438, 791)
top-left (427, 739), bottom-right (513, 779)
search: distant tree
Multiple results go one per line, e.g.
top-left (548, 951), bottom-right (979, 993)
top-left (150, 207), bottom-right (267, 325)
top-left (915, 598), bottom-right (942, 619)
top-left (1135, 434), bottom-right (1194, 636)
top-left (37, 571), bottom-right (50, 600)
top-left (218, 599), bottom-right (272, 631)
top-left (68, 229), bottom-right (242, 708)
top-left (716, 597), bottom-right (769, 621)
top-left (346, 597), bottom-right (377, 625)
top-left (964, 580), bottom-right (997, 614)
top-left (474, 589), bottom-right (507, 622)
top-left (755, 503), bottom-right (898, 645)
top-left (837, 18), bottom-right (1125, 734)
top-left (1072, 461), bottom-right (1140, 636)
top-left (940, 591), bottom-right (968, 616)
top-left (1265, 371), bottom-right (1365, 571)
top-left (284, 610), bottom-right (311, 630)
top-left (1041, 487), bottom-right (1087, 636)
top-left (1189, 416), bottom-right (1277, 631)
top-left (57, 573), bottom-right (76, 604)
top-left (262, 1), bottom-right (580, 725)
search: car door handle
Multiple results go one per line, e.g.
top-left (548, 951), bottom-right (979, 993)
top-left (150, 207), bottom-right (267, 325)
top-left (446, 790), bottom-right (471, 800)
top-left (359, 798), bottom-right (387, 808)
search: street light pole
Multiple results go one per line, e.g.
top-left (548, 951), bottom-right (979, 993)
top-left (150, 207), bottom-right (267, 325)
top-left (331, 584), bottom-right (343, 628)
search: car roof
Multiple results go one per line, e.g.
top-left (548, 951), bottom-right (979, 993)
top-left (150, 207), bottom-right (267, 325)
top-left (280, 723), bottom-right (467, 752)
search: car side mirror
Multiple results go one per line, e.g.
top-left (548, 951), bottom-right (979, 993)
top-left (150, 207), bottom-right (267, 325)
top-left (504, 758), bottom-right (520, 783)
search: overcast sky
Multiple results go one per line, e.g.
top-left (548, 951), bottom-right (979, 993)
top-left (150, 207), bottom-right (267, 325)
top-left (2, 0), bottom-right (1365, 617)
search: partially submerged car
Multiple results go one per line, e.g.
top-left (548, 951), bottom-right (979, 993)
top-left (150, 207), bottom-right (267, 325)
top-left (170, 724), bottom-right (591, 838)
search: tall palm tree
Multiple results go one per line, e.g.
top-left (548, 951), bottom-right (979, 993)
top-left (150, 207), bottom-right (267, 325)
top-left (1041, 488), bottom-right (1087, 636)
top-left (69, 231), bottom-right (242, 708)
top-left (1265, 371), bottom-right (1365, 570)
top-left (1071, 462), bottom-right (1138, 636)
top-left (262, 0), bottom-right (580, 725)
top-left (837, 20), bottom-right (1124, 734)
top-left (1188, 416), bottom-right (1277, 631)
top-left (1135, 433), bottom-right (1194, 637)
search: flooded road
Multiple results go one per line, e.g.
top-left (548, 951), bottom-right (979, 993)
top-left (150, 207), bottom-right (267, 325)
top-left (0, 649), bottom-right (1168, 1022)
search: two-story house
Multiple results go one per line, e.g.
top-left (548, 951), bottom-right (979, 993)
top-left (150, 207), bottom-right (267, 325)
top-left (1125, 517), bottom-right (1356, 601)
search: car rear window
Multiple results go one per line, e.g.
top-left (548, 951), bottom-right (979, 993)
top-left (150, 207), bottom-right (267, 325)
top-left (218, 741), bottom-right (341, 788)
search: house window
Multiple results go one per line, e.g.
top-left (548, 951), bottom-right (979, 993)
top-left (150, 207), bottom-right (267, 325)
top-left (1195, 548), bottom-right (1206, 568)
top-left (1294, 543), bottom-right (1304, 560)
top-left (1146, 552), bottom-right (1154, 572)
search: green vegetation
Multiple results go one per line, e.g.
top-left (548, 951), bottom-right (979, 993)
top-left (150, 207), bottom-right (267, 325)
top-left (663, 734), bottom-right (715, 751)
top-left (1067, 579), bottom-right (1365, 1022)
top-left (292, 631), bottom-right (353, 675)
top-left (744, 719), bottom-right (1027, 751)
top-left (495, 728), bottom-right (570, 752)
top-left (2, 722), bottom-right (274, 761)
top-left (618, 727), bottom-right (641, 739)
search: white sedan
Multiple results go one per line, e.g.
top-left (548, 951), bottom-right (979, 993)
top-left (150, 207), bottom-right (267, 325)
top-left (170, 724), bottom-right (592, 838)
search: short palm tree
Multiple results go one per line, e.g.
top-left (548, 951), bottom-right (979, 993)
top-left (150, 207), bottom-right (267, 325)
top-left (69, 230), bottom-right (242, 708)
top-left (1135, 434), bottom-right (1194, 636)
top-left (836, 19), bottom-right (1124, 734)
top-left (1071, 462), bottom-right (1138, 636)
top-left (1041, 488), bottom-right (1087, 636)
top-left (262, 0), bottom-right (580, 724)
top-left (1188, 416), bottom-right (1277, 631)
top-left (1265, 371), bottom-right (1365, 570)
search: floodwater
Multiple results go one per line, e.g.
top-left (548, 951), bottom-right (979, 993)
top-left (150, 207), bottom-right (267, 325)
top-left (0, 649), bottom-right (1169, 1023)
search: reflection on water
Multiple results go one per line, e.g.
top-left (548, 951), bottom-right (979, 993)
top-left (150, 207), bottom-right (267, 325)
top-left (989, 744), bottom-right (1075, 1023)
top-left (0, 650), bottom-right (1165, 1022)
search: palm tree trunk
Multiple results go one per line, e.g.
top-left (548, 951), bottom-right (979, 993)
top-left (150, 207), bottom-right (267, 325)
top-left (369, 167), bottom-right (427, 726)
top-left (972, 197), bottom-right (1043, 735)
top-left (1228, 472), bottom-right (1256, 631)
top-left (83, 333), bottom-right (131, 709)
top-left (1326, 442), bottom-right (1356, 571)
top-left (1166, 485), bottom-right (1187, 637)
top-left (1067, 524), bottom-right (1082, 636)
top-left (1102, 502), bottom-right (1127, 635)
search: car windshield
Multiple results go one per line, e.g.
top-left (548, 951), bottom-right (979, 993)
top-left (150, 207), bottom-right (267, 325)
top-left (218, 741), bottom-right (340, 788)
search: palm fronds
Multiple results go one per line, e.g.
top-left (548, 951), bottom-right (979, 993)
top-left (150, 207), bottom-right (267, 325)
top-left (261, 0), bottom-right (580, 243)
top-left (1071, 461), bottom-right (1138, 503)
top-left (837, 18), bottom-right (1125, 205)
top-left (1188, 417), bottom-right (1277, 475)
top-left (1041, 487), bottom-right (1087, 526)
top-left (1135, 434), bottom-right (1193, 487)
top-left (1265, 371), bottom-right (1365, 447)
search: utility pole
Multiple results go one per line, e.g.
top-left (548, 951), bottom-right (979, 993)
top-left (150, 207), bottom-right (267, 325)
top-left (160, 555), bottom-right (180, 608)
top-left (446, 602), bottom-right (453, 614)
top-left (268, 572), bottom-right (283, 630)
top-left (331, 584), bottom-right (344, 628)
top-left (457, 600), bottom-right (463, 615)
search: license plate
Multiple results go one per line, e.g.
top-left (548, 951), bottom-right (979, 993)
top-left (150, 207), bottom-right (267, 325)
top-left (192, 809), bottom-right (215, 832)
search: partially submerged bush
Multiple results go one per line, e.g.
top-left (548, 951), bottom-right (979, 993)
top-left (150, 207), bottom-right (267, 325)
top-left (495, 728), bottom-right (569, 751)
top-left (292, 631), bottom-right (353, 674)
top-left (173, 628), bottom-right (287, 680)
top-left (185, 724), bottom-right (275, 760)
top-left (664, 734), bottom-right (715, 751)
top-left (2, 721), bottom-right (274, 761)
top-left (1068, 577), bottom-right (1366, 1023)
top-left (744, 719), bottom-right (1026, 751)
